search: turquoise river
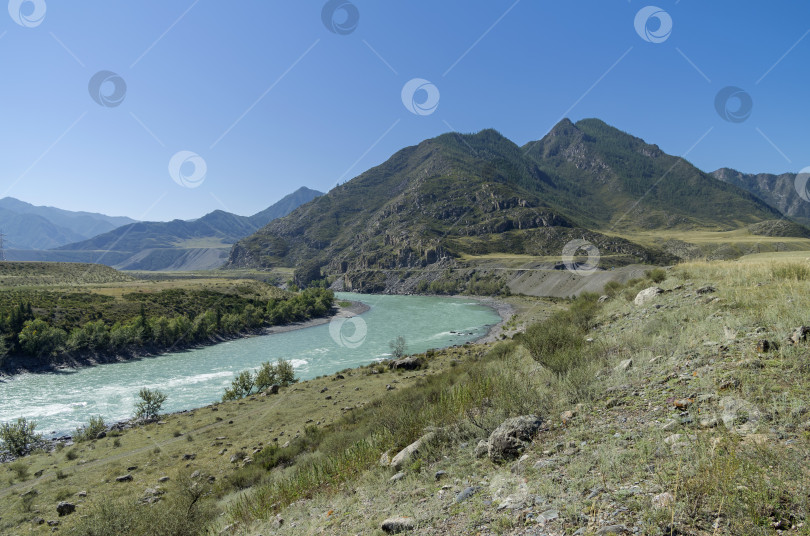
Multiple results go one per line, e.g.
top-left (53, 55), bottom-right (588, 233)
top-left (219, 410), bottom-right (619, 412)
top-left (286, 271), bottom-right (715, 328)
top-left (0, 293), bottom-right (501, 436)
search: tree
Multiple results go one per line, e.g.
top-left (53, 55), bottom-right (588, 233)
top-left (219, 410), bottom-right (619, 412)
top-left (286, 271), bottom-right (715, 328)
top-left (134, 388), bottom-right (167, 421)
top-left (254, 361), bottom-right (277, 391)
top-left (18, 318), bottom-right (67, 357)
top-left (222, 370), bottom-right (256, 401)
top-left (0, 417), bottom-right (41, 456)
top-left (74, 415), bottom-right (106, 442)
top-left (389, 336), bottom-right (407, 359)
top-left (274, 359), bottom-right (298, 386)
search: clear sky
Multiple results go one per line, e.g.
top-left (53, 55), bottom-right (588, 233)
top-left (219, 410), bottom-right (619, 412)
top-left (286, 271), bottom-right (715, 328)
top-left (0, 1), bottom-right (807, 221)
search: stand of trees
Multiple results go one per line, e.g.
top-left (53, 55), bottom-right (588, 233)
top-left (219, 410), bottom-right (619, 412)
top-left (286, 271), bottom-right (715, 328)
top-left (0, 288), bottom-right (334, 365)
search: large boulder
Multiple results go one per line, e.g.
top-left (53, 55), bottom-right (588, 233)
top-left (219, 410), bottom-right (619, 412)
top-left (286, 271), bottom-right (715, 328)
top-left (487, 415), bottom-right (543, 463)
top-left (634, 287), bottom-right (663, 306)
top-left (56, 502), bottom-right (76, 517)
top-left (390, 433), bottom-right (434, 470)
top-left (389, 356), bottom-right (424, 371)
top-left (381, 517), bottom-right (414, 533)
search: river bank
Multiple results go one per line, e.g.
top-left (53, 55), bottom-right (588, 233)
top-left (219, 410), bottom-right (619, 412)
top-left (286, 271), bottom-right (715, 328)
top-left (0, 301), bottom-right (368, 378)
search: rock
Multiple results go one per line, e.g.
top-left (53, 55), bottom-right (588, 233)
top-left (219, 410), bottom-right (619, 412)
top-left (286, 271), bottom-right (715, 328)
top-left (538, 508), bottom-right (559, 524)
top-left (32, 517), bottom-right (45, 525)
top-left (597, 525), bottom-right (630, 535)
top-left (699, 417), bottom-right (719, 428)
top-left (474, 440), bottom-right (489, 458)
top-left (723, 326), bottom-right (737, 340)
top-left (56, 502), bottom-right (76, 516)
top-left (456, 486), bottom-right (479, 503)
top-left (47, 520), bottom-right (60, 527)
top-left (267, 384), bottom-right (280, 395)
top-left (434, 470), bottom-right (447, 481)
top-left (789, 326), bottom-right (810, 345)
top-left (510, 454), bottom-right (531, 474)
top-left (720, 396), bottom-right (761, 433)
top-left (487, 415), bottom-right (543, 463)
top-left (115, 474), bottom-right (133, 482)
top-left (182, 453), bottom-right (195, 460)
top-left (756, 339), bottom-right (775, 353)
top-left (598, 295), bottom-right (609, 303)
top-left (616, 358), bottom-right (633, 372)
top-left (652, 491), bottom-right (675, 509)
top-left (379, 451), bottom-right (392, 466)
top-left (126, 466), bottom-right (138, 472)
top-left (386, 384), bottom-right (395, 391)
top-left (390, 433), bottom-right (434, 470)
top-left (389, 357), bottom-right (424, 371)
top-left (661, 419), bottom-right (678, 431)
top-left (390, 471), bottom-right (406, 482)
top-left (76, 491), bottom-right (87, 498)
top-left (560, 410), bottom-right (576, 422)
top-left (381, 517), bottom-right (414, 533)
top-left (696, 285), bottom-right (716, 295)
top-left (634, 287), bottom-right (663, 306)
top-left (96, 431), bottom-right (106, 439)
top-left (320, 387), bottom-right (328, 393)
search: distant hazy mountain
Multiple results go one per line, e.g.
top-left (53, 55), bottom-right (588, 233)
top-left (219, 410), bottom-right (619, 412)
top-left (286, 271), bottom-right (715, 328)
top-left (36, 187), bottom-right (323, 271)
top-left (712, 168), bottom-right (810, 226)
top-left (0, 197), bottom-right (136, 250)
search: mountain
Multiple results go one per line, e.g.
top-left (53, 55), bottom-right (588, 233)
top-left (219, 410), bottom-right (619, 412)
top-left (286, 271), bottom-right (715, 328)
top-left (225, 119), bottom-right (799, 293)
top-left (712, 168), bottom-right (810, 227)
top-left (0, 197), bottom-right (136, 250)
top-left (38, 187), bottom-right (323, 271)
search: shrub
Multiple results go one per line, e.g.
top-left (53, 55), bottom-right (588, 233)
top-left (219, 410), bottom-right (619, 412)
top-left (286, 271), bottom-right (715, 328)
top-left (18, 319), bottom-right (67, 357)
top-left (0, 417), bottom-right (41, 456)
top-left (646, 267), bottom-right (667, 283)
top-left (134, 388), bottom-right (167, 421)
top-left (224, 360), bottom-right (298, 401)
top-left (74, 415), bottom-right (106, 442)
top-left (389, 336), bottom-right (407, 359)
top-left (65, 448), bottom-right (78, 460)
top-left (222, 370), bottom-right (256, 401)
top-left (8, 460), bottom-right (29, 481)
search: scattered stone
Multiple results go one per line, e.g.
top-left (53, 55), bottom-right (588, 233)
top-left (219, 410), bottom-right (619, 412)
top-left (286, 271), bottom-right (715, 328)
top-left (230, 454), bottom-right (241, 464)
top-left (386, 384), bottom-right (395, 391)
top-left (381, 516), bottom-right (414, 533)
top-left (723, 326), bottom-right (737, 340)
top-left (390, 472), bottom-right (406, 482)
top-left (616, 358), bottom-right (633, 372)
top-left (720, 396), bottom-right (761, 433)
top-left (560, 410), bottom-right (576, 422)
top-left (474, 440), bottom-right (489, 458)
top-left (389, 356), bottom-right (423, 371)
top-left (320, 387), bottom-right (328, 393)
top-left (699, 417), bottom-right (719, 429)
top-left (379, 451), bottom-right (392, 466)
top-left (652, 491), bottom-right (675, 509)
top-left (47, 520), bottom-right (60, 527)
top-left (390, 433), bottom-right (434, 470)
top-left (115, 474), bottom-right (133, 483)
top-left (32, 517), bottom-right (45, 525)
top-left (596, 525), bottom-right (630, 535)
top-left (756, 339), bottom-right (775, 353)
top-left (182, 453), bottom-right (195, 461)
top-left (456, 486), bottom-right (479, 503)
top-left (789, 326), bottom-right (810, 345)
top-left (696, 285), bottom-right (716, 295)
top-left (488, 415), bottom-right (543, 463)
top-left (598, 295), bottom-right (609, 303)
top-left (96, 431), bottom-right (106, 440)
top-left (158, 476), bottom-right (170, 483)
top-left (126, 466), bottom-right (138, 472)
top-left (56, 502), bottom-right (76, 516)
top-left (538, 508), bottom-right (559, 524)
top-left (434, 470), bottom-right (447, 481)
top-left (76, 491), bottom-right (87, 498)
top-left (634, 287), bottom-right (663, 306)
top-left (661, 419), bottom-right (678, 431)
top-left (268, 384), bottom-right (280, 395)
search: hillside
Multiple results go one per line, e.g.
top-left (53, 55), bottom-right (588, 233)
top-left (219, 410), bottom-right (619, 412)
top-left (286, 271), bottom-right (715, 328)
top-left (13, 187), bottom-right (323, 271)
top-left (713, 168), bottom-right (810, 226)
top-left (226, 120), bottom-right (791, 292)
top-left (2, 258), bottom-right (809, 535)
top-left (0, 197), bottom-right (136, 250)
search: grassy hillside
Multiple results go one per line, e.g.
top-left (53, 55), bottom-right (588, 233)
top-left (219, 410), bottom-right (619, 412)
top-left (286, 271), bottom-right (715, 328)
top-left (3, 256), bottom-right (810, 534)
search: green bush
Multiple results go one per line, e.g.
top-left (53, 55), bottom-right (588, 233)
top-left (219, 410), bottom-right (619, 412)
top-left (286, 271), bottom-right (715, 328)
top-left (74, 416), bottom-right (106, 442)
top-left (7, 460), bottom-right (29, 480)
top-left (646, 267), bottom-right (667, 283)
top-left (0, 417), bottom-right (41, 456)
top-left (224, 359), bottom-right (298, 401)
top-left (18, 318), bottom-right (67, 357)
top-left (134, 388), bottom-right (167, 421)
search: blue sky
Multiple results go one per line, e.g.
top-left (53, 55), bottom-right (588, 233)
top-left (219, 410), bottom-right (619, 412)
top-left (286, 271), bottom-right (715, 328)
top-left (0, 1), bottom-right (807, 221)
